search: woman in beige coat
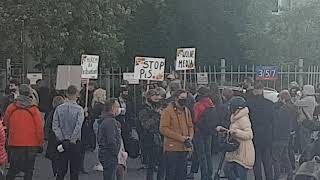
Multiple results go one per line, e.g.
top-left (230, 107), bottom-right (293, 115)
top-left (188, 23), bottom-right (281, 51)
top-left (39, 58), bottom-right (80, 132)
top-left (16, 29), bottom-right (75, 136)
top-left (218, 96), bottom-right (255, 180)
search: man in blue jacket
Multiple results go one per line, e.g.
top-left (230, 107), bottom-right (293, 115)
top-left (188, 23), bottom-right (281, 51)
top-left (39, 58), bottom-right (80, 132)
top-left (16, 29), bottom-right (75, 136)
top-left (98, 98), bottom-right (121, 180)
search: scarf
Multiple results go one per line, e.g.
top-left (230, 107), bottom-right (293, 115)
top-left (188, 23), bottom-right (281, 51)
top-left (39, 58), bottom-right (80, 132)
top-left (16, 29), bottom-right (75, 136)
top-left (193, 97), bottom-right (214, 124)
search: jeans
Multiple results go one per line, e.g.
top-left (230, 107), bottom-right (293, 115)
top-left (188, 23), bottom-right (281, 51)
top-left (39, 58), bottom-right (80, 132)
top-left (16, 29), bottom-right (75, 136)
top-left (165, 151), bottom-right (188, 180)
top-left (145, 143), bottom-right (162, 180)
top-left (6, 147), bottom-right (38, 180)
top-left (253, 146), bottom-right (273, 180)
top-left (272, 142), bottom-right (293, 180)
top-left (194, 133), bottom-right (213, 180)
top-left (190, 139), bottom-right (199, 174)
top-left (224, 162), bottom-right (248, 180)
top-left (56, 142), bottom-right (81, 180)
top-left (102, 156), bottom-right (118, 180)
top-left (93, 120), bottom-right (99, 162)
top-left (157, 152), bottom-right (166, 180)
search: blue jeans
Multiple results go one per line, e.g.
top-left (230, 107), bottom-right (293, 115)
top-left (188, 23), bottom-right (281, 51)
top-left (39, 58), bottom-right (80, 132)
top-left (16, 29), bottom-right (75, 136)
top-left (93, 120), bottom-right (99, 162)
top-left (224, 162), bottom-right (248, 180)
top-left (102, 157), bottom-right (117, 180)
top-left (194, 133), bottom-right (213, 180)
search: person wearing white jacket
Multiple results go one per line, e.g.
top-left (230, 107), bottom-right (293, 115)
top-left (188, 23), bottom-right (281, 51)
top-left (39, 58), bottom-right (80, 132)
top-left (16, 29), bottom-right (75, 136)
top-left (295, 85), bottom-right (316, 150)
top-left (218, 97), bottom-right (255, 180)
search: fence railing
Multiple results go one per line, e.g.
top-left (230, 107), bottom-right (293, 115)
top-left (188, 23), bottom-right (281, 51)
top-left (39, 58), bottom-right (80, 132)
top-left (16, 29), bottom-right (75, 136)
top-left (2, 59), bottom-right (320, 98)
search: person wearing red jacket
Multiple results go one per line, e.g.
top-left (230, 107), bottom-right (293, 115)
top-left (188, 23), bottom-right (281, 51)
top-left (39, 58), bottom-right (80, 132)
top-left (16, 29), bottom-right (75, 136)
top-left (0, 117), bottom-right (7, 179)
top-left (4, 84), bottom-right (44, 180)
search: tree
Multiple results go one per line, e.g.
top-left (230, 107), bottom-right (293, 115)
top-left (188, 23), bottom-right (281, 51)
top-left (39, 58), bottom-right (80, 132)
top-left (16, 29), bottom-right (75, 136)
top-left (0, 0), bottom-right (141, 70)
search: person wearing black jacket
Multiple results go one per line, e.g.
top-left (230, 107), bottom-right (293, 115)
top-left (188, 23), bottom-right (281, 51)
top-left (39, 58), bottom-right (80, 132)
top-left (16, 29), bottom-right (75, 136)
top-left (246, 83), bottom-right (274, 180)
top-left (139, 89), bottom-right (163, 180)
top-left (98, 98), bottom-right (122, 180)
top-left (45, 96), bottom-right (65, 177)
top-left (272, 90), bottom-right (298, 180)
top-left (193, 87), bottom-right (220, 180)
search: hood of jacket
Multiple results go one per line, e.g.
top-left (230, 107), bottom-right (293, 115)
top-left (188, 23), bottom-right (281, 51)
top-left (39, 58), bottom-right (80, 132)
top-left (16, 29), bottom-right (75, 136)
top-left (14, 95), bottom-right (33, 109)
top-left (231, 107), bottom-right (249, 122)
top-left (193, 97), bottom-right (214, 124)
top-left (303, 85), bottom-right (315, 96)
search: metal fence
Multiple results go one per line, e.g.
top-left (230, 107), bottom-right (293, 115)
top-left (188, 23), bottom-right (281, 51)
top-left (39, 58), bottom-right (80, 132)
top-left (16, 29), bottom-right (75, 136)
top-left (2, 59), bottom-right (320, 97)
top-left (96, 59), bottom-right (320, 97)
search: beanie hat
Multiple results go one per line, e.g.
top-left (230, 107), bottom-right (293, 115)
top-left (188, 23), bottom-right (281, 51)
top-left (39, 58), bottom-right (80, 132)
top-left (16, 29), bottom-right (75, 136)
top-left (19, 84), bottom-right (31, 96)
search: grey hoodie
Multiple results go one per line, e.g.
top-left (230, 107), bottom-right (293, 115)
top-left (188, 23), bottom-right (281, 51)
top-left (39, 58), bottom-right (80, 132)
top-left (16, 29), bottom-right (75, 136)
top-left (295, 85), bottom-right (316, 122)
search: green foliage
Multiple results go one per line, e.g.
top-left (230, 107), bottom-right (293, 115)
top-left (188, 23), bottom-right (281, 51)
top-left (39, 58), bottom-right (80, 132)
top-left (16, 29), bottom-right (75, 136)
top-left (0, 0), bottom-right (141, 69)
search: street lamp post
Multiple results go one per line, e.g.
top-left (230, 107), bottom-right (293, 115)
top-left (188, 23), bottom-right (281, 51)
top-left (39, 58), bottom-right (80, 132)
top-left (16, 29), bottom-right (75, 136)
top-left (21, 19), bottom-right (25, 83)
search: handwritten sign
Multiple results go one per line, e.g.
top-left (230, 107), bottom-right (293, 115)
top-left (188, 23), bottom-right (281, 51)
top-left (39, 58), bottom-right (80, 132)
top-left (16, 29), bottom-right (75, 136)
top-left (123, 73), bottom-right (139, 85)
top-left (81, 55), bottom-right (99, 79)
top-left (256, 66), bottom-right (279, 81)
top-left (176, 48), bottom-right (196, 71)
top-left (134, 57), bottom-right (165, 81)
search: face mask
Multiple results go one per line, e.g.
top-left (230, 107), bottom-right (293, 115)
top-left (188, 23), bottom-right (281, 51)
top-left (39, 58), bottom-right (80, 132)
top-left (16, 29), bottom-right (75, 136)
top-left (178, 99), bottom-right (187, 107)
top-left (151, 101), bottom-right (160, 106)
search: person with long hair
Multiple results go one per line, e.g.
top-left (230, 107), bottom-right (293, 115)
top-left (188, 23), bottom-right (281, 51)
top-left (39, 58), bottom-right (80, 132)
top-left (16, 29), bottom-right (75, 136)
top-left (45, 96), bottom-right (65, 177)
top-left (92, 88), bottom-right (107, 172)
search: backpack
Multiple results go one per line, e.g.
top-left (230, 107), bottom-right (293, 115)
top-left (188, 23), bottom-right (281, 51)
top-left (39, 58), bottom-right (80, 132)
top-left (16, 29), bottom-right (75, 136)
top-left (6, 104), bottom-right (42, 148)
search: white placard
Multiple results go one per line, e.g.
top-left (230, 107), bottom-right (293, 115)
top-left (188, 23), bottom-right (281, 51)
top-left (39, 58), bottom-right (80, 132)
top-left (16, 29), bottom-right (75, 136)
top-left (176, 48), bottom-right (196, 71)
top-left (81, 55), bottom-right (99, 79)
top-left (123, 73), bottom-right (139, 85)
top-left (56, 65), bottom-right (82, 90)
top-left (134, 57), bottom-right (165, 81)
top-left (27, 73), bottom-right (42, 85)
top-left (197, 72), bottom-right (209, 85)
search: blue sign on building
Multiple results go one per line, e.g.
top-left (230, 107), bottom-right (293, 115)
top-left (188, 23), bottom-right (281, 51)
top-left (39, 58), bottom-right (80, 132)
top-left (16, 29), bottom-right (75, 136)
top-left (256, 66), bottom-right (279, 80)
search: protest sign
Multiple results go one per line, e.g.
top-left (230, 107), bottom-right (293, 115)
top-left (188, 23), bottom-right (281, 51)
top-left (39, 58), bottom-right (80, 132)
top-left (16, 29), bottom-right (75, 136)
top-left (27, 73), bottom-right (42, 85)
top-left (134, 57), bottom-right (165, 81)
top-left (123, 73), bottom-right (139, 85)
top-left (197, 72), bottom-right (209, 85)
top-left (176, 48), bottom-right (196, 71)
top-left (56, 65), bottom-right (82, 90)
top-left (81, 55), bottom-right (99, 79)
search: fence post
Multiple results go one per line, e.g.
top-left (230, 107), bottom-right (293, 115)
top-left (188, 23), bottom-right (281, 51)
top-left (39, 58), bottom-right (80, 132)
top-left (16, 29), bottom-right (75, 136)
top-left (221, 59), bottom-right (226, 85)
top-left (298, 59), bottom-right (304, 86)
top-left (105, 68), bottom-right (111, 99)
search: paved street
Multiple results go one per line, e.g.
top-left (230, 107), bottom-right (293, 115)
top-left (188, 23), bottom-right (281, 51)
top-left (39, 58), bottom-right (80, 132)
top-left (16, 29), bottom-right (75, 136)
top-left (25, 151), bottom-right (256, 180)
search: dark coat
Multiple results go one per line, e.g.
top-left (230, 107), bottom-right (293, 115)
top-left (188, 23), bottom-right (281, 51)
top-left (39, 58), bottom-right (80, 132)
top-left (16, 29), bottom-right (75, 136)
top-left (246, 95), bottom-right (275, 148)
top-left (195, 107), bottom-right (220, 136)
top-left (138, 103), bottom-right (162, 147)
top-left (92, 102), bottom-right (104, 122)
top-left (217, 101), bottom-right (232, 128)
top-left (272, 102), bottom-right (298, 143)
top-left (38, 87), bottom-right (52, 113)
top-left (45, 109), bottom-right (59, 160)
top-left (98, 112), bottom-right (121, 163)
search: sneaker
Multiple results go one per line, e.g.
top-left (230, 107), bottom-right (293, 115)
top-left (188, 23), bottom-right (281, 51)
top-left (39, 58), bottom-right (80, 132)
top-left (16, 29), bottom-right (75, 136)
top-left (93, 164), bottom-right (104, 172)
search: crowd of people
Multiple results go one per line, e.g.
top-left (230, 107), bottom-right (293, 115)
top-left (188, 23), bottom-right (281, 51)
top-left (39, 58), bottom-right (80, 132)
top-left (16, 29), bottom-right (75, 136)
top-left (0, 75), bottom-right (319, 180)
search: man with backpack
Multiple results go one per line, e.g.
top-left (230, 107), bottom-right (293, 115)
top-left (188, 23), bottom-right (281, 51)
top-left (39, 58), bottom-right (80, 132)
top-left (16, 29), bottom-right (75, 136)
top-left (4, 84), bottom-right (44, 180)
top-left (192, 87), bottom-right (220, 180)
